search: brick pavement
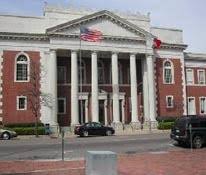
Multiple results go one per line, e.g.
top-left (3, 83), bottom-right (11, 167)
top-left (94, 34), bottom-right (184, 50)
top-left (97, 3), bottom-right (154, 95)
top-left (0, 149), bottom-right (206, 175)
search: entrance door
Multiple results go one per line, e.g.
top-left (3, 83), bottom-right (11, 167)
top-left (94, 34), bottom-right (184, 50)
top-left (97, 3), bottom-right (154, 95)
top-left (99, 100), bottom-right (105, 124)
top-left (188, 97), bottom-right (196, 115)
top-left (78, 100), bottom-right (85, 124)
top-left (119, 100), bottom-right (122, 122)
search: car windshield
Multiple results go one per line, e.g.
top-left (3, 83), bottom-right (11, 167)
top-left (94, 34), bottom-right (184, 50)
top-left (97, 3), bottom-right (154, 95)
top-left (175, 118), bottom-right (188, 128)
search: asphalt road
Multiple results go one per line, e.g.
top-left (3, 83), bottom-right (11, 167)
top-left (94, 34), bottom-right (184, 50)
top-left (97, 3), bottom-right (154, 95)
top-left (0, 132), bottom-right (183, 160)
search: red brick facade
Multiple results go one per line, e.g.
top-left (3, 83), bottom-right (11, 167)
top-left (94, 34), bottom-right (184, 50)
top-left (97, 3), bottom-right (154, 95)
top-left (2, 50), bottom-right (40, 124)
top-left (186, 67), bottom-right (206, 115)
top-left (155, 58), bottom-right (184, 119)
top-left (1, 51), bottom-right (206, 126)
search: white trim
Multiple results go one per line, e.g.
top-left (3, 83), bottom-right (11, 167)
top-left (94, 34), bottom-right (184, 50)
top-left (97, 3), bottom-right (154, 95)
top-left (14, 52), bottom-right (30, 82)
top-left (16, 96), bottom-right (27, 110)
top-left (163, 59), bottom-right (174, 84)
top-left (58, 97), bottom-right (66, 114)
top-left (166, 95), bottom-right (174, 108)
top-left (186, 68), bottom-right (194, 85)
top-left (78, 92), bottom-right (89, 100)
top-left (199, 97), bottom-right (206, 114)
top-left (197, 69), bottom-right (205, 85)
top-left (180, 56), bottom-right (187, 115)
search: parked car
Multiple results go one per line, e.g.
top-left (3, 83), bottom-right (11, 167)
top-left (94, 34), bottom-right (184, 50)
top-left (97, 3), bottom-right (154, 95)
top-left (0, 128), bottom-right (17, 140)
top-left (170, 116), bottom-right (206, 148)
top-left (74, 122), bottom-right (115, 137)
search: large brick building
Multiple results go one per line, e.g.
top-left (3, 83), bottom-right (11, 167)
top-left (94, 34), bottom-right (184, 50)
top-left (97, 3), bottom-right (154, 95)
top-left (0, 6), bottom-right (205, 131)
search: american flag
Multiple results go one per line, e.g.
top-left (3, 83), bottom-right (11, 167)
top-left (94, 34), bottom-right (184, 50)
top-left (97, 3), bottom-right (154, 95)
top-left (80, 27), bottom-right (103, 42)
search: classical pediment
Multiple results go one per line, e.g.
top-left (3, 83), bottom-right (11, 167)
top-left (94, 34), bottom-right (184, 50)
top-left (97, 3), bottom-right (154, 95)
top-left (46, 10), bottom-right (152, 41)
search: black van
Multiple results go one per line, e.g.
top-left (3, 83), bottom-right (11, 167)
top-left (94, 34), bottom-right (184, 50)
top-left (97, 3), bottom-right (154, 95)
top-left (170, 116), bottom-right (206, 148)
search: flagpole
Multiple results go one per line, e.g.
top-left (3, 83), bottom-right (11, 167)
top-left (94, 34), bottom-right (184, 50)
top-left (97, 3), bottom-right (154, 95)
top-left (79, 27), bottom-right (83, 124)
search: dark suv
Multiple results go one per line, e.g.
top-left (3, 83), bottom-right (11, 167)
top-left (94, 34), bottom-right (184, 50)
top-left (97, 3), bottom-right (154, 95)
top-left (170, 116), bottom-right (206, 148)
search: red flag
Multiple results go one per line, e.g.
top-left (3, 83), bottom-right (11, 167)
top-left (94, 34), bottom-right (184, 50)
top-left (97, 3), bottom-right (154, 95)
top-left (153, 38), bottom-right (162, 49)
top-left (80, 27), bottom-right (103, 42)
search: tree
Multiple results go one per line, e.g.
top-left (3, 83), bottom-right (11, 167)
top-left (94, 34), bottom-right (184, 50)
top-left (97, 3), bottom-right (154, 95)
top-left (22, 59), bottom-right (53, 137)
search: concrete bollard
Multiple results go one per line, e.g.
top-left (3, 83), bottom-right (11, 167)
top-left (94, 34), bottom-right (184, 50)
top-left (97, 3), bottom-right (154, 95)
top-left (86, 151), bottom-right (117, 175)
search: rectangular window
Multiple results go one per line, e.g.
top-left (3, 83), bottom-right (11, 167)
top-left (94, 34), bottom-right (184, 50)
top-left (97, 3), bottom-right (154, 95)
top-left (57, 66), bottom-right (66, 84)
top-left (58, 98), bottom-right (66, 114)
top-left (187, 97), bottom-right (196, 115)
top-left (16, 64), bottom-right (28, 81)
top-left (186, 69), bottom-right (194, 85)
top-left (166, 96), bottom-right (174, 108)
top-left (17, 96), bottom-right (27, 110)
top-left (200, 97), bottom-right (206, 114)
top-left (198, 70), bottom-right (205, 84)
top-left (164, 69), bottom-right (172, 84)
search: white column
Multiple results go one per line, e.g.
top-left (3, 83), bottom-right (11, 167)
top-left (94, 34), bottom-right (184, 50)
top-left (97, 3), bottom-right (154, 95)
top-left (91, 51), bottom-right (99, 122)
top-left (71, 50), bottom-right (79, 125)
top-left (142, 58), bottom-right (150, 121)
top-left (48, 50), bottom-right (58, 131)
top-left (147, 55), bottom-right (156, 122)
top-left (104, 99), bottom-right (108, 125)
top-left (112, 52), bottom-right (120, 123)
top-left (130, 53), bottom-right (138, 123)
top-left (85, 99), bottom-right (89, 123)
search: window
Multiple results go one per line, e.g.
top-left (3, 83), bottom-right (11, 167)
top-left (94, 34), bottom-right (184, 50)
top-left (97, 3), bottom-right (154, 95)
top-left (198, 70), bottom-right (205, 84)
top-left (186, 69), bottom-right (194, 85)
top-left (187, 97), bottom-right (196, 115)
top-left (199, 97), bottom-right (206, 114)
top-left (98, 60), bottom-right (105, 84)
top-left (17, 96), bottom-right (27, 110)
top-left (15, 54), bottom-right (29, 81)
top-left (58, 98), bottom-right (66, 114)
top-left (163, 61), bottom-right (173, 84)
top-left (57, 66), bottom-right (66, 84)
top-left (78, 60), bottom-right (86, 84)
top-left (166, 96), bottom-right (174, 108)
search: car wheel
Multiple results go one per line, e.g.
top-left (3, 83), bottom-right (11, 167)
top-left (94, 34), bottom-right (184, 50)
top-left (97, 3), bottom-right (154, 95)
top-left (2, 132), bottom-right (11, 140)
top-left (106, 130), bottom-right (112, 136)
top-left (193, 136), bottom-right (203, 149)
top-left (83, 131), bottom-right (88, 137)
top-left (177, 141), bottom-right (185, 146)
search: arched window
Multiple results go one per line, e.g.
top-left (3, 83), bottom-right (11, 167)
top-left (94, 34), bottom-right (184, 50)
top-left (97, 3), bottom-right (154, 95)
top-left (98, 60), bottom-right (105, 84)
top-left (163, 61), bottom-right (173, 84)
top-left (78, 59), bottom-right (86, 84)
top-left (15, 54), bottom-right (29, 81)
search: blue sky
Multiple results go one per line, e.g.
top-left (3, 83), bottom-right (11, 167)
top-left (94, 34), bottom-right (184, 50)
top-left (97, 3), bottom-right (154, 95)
top-left (0, 0), bottom-right (205, 53)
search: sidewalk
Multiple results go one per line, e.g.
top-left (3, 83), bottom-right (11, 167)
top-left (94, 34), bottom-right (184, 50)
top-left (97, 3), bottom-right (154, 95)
top-left (0, 149), bottom-right (206, 175)
top-left (16, 129), bottom-right (170, 140)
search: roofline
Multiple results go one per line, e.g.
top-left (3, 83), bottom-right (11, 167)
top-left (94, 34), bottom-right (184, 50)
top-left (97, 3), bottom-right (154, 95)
top-left (184, 52), bottom-right (206, 60)
top-left (0, 14), bottom-right (43, 19)
top-left (151, 26), bottom-right (182, 32)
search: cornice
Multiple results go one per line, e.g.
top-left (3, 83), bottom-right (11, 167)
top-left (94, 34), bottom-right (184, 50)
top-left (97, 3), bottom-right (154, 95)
top-left (0, 32), bottom-right (49, 41)
top-left (160, 42), bottom-right (187, 50)
top-left (48, 33), bottom-right (146, 43)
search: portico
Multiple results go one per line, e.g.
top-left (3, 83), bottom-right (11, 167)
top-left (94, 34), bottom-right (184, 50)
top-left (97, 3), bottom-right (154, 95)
top-left (47, 49), bottom-right (156, 129)
top-left (42, 10), bottom-right (157, 129)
